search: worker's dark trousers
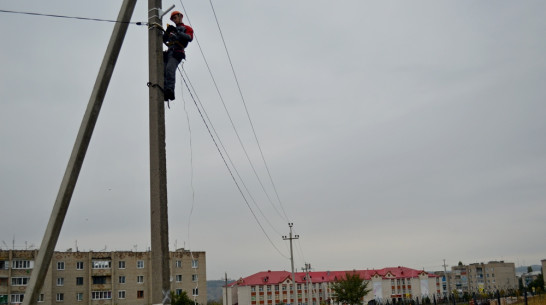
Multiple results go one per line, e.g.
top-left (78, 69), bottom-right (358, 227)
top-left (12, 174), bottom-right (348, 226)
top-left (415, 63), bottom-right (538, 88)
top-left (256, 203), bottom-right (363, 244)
top-left (164, 50), bottom-right (183, 92)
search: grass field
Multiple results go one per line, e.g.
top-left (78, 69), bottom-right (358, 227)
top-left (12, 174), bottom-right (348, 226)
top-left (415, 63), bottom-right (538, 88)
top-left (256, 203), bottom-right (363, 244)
top-left (509, 295), bottom-right (545, 305)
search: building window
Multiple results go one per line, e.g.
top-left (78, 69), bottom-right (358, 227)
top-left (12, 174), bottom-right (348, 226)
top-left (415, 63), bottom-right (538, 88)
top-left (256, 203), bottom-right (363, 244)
top-left (76, 277), bottom-right (84, 286)
top-left (11, 294), bottom-right (24, 303)
top-left (12, 260), bottom-right (33, 269)
top-left (137, 291), bottom-right (144, 299)
top-left (56, 293), bottom-right (64, 302)
top-left (0, 261), bottom-right (6, 269)
top-left (76, 262), bottom-right (84, 270)
top-left (282, 285), bottom-right (287, 291)
top-left (192, 260), bottom-right (198, 268)
top-left (118, 261), bottom-right (126, 269)
top-left (11, 277), bottom-right (30, 286)
top-left (192, 274), bottom-right (198, 282)
top-left (176, 260), bottom-right (182, 268)
top-left (192, 288), bottom-right (199, 296)
top-left (92, 261), bottom-right (111, 269)
top-left (119, 276), bottom-right (126, 284)
top-left (275, 285), bottom-right (279, 291)
top-left (92, 276), bottom-right (107, 285)
top-left (57, 277), bottom-right (64, 286)
top-left (297, 284), bottom-right (301, 290)
top-left (91, 291), bottom-right (112, 300)
top-left (76, 293), bottom-right (83, 302)
top-left (176, 275), bottom-right (182, 282)
top-left (175, 289), bottom-right (182, 295)
top-left (37, 294), bottom-right (44, 302)
top-left (137, 260), bottom-right (144, 269)
top-left (137, 275), bottom-right (144, 283)
top-left (251, 286), bottom-right (256, 292)
top-left (57, 262), bottom-right (65, 270)
top-left (267, 285), bottom-right (272, 292)
top-left (118, 290), bottom-right (126, 299)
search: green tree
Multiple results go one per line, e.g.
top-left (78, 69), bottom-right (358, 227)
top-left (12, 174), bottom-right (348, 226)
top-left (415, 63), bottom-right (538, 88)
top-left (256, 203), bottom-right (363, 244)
top-left (527, 266), bottom-right (533, 273)
top-left (330, 272), bottom-right (371, 305)
top-left (171, 291), bottom-right (197, 305)
top-left (527, 274), bottom-right (544, 294)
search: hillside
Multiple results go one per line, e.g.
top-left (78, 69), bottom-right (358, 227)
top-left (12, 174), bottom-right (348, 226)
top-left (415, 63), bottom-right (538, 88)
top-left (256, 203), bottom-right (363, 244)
top-left (207, 280), bottom-right (229, 301)
top-left (516, 265), bottom-right (542, 275)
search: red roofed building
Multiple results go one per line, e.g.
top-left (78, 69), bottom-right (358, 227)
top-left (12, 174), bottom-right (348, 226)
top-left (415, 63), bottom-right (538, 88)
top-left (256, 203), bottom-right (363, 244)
top-left (223, 267), bottom-right (442, 305)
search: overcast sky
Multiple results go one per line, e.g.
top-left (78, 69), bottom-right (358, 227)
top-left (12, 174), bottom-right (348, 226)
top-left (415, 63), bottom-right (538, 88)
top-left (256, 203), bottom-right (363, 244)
top-left (1, 1), bottom-right (545, 281)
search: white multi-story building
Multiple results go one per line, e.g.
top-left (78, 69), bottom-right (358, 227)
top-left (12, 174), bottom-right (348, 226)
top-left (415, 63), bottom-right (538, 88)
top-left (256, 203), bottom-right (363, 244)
top-left (0, 248), bottom-right (206, 305)
top-left (224, 267), bottom-right (442, 305)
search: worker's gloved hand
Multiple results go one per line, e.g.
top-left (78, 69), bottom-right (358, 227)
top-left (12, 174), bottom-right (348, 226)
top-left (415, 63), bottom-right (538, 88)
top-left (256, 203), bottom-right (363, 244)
top-left (166, 24), bottom-right (175, 33)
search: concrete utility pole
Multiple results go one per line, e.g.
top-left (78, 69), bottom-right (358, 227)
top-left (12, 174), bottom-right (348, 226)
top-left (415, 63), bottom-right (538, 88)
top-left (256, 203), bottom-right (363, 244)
top-left (147, 0), bottom-right (171, 304)
top-left (21, 1), bottom-right (137, 304)
top-left (224, 272), bottom-right (229, 305)
top-left (302, 263), bottom-right (312, 304)
top-left (283, 223), bottom-right (299, 305)
top-left (443, 259), bottom-right (450, 300)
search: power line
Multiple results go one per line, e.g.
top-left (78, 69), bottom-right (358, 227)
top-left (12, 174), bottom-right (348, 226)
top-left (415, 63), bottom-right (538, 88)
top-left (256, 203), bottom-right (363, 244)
top-left (178, 67), bottom-right (284, 237)
top-left (207, 0), bottom-right (291, 222)
top-left (179, 1), bottom-right (289, 229)
top-left (178, 0), bottom-right (291, 255)
top-left (0, 9), bottom-right (145, 25)
top-left (179, 69), bottom-right (289, 259)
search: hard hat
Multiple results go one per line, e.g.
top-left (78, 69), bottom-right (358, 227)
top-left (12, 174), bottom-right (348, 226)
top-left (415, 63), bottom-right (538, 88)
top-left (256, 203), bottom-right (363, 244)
top-left (170, 11), bottom-right (183, 20)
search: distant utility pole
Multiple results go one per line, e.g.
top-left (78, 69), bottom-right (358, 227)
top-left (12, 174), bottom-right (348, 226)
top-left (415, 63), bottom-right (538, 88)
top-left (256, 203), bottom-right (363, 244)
top-left (302, 263), bottom-right (312, 304)
top-left (148, 0), bottom-right (171, 304)
top-left (21, 1), bottom-right (137, 304)
top-left (443, 259), bottom-right (450, 300)
top-left (225, 273), bottom-right (229, 305)
top-left (283, 223), bottom-right (299, 305)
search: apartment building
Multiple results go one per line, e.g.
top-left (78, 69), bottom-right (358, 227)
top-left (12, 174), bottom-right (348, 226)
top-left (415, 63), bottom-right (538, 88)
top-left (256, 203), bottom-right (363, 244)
top-left (447, 261), bottom-right (516, 294)
top-left (450, 265), bottom-right (469, 293)
top-left (224, 267), bottom-right (442, 305)
top-left (0, 248), bottom-right (206, 305)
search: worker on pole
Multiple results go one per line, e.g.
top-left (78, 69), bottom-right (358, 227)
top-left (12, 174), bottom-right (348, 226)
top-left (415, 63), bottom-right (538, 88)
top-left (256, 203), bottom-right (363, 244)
top-left (163, 10), bottom-right (193, 101)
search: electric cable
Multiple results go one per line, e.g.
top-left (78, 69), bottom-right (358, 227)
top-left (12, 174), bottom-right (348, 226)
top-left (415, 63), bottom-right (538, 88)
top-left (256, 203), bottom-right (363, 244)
top-left (177, 67), bottom-right (284, 237)
top-left (179, 0), bottom-right (290, 226)
top-left (0, 9), bottom-right (145, 25)
top-left (175, 3), bottom-right (286, 238)
top-left (178, 65), bottom-right (197, 262)
top-left (208, 0), bottom-right (291, 222)
top-left (179, 69), bottom-right (289, 259)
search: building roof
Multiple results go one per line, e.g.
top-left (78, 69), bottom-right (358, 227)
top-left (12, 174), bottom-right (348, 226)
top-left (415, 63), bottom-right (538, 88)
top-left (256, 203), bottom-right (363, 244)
top-left (229, 266), bottom-right (435, 287)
